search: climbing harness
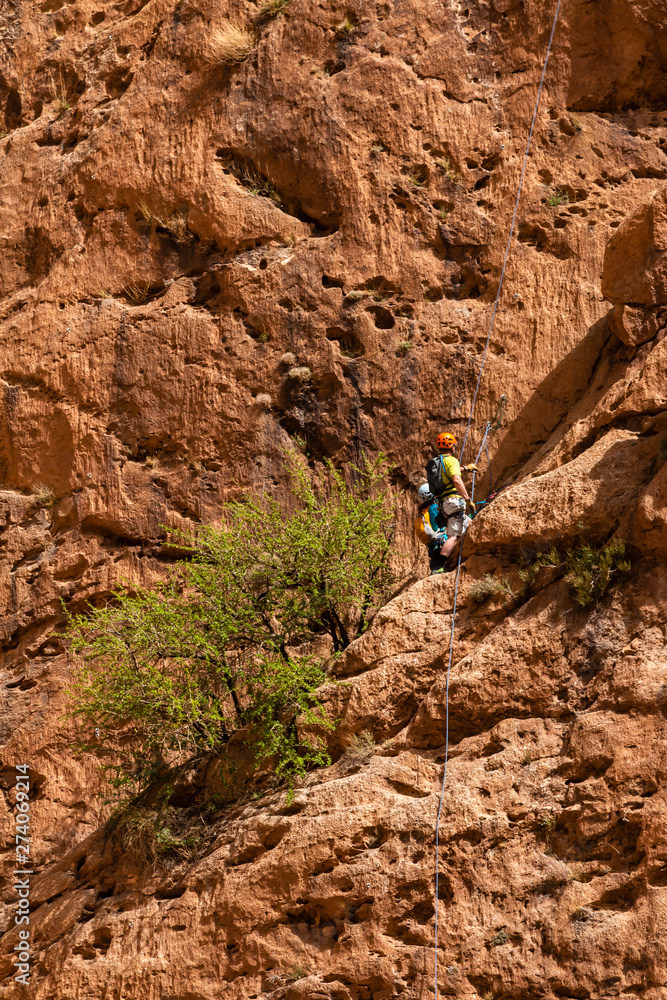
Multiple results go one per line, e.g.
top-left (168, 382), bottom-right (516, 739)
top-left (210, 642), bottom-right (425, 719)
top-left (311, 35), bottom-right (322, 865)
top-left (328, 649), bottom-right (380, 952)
top-left (433, 4), bottom-right (562, 996)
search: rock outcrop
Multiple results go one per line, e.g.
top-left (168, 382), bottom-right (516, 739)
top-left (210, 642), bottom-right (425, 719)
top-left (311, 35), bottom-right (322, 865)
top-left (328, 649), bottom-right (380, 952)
top-left (1, 0), bottom-right (666, 997)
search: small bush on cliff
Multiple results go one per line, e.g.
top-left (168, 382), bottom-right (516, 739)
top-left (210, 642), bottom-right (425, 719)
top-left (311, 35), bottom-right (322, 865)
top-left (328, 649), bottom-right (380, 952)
top-left (257, 0), bottom-right (290, 21)
top-left (208, 22), bottom-right (255, 65)
top-left (31, 483), bottom-right (56, 508)
top-left (565, 539), bottom-right (630, 607)
top-left (468, 574), bottom-right (513, 605)
top-left (546, 187), bottom-right (569, 207)
top-left (519, 539), bottom-right (629, 606)
top-left (341, 730), bottom-right (376, 766)
top-left (66, 454), bottom-right (398, 797)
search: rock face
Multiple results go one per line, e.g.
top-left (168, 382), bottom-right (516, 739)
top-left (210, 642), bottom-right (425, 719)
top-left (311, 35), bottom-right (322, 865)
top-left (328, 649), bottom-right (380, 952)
top-left (0, 0), bottom-right (666, 997)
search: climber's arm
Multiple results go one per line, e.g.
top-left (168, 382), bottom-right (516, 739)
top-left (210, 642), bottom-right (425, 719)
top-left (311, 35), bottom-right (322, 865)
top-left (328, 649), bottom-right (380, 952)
top-left (452, 474), bottom-right (470, 502)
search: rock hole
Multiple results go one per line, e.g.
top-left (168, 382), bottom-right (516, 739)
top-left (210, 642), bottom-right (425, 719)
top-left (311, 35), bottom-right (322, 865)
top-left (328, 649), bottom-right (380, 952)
top-left (92, 928), bottom-right (112, 953)
top-left (155, 884), bottom-right (187, 900)
top-left (322, 274), bottom-right (344, 289)
top-left (91, 10), bottom-right (105, 24)
top-left (366, 305), bottom-right (395, 329)
top-left (5, 89), bottom-right (22, 130)
top-left (105, 67), bottom-right (134, 98)
top-left (518, 221), bottom-right (548, 250)
top-left (326, 326), bottom-right (364, 357)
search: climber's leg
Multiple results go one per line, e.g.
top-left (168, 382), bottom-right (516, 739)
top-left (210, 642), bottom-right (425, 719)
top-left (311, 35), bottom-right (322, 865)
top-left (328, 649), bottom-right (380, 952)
top-left (437, 497), bottom-right (471, 560)
top-left (429, 540), bottom-right (448, 574)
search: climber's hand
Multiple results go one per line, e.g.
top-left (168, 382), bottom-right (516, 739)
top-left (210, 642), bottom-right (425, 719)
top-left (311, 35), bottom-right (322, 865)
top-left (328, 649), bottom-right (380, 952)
top-left (463, 463), bottom-right (478, 472)
top-left (466, 499), bottom-right (477, 516)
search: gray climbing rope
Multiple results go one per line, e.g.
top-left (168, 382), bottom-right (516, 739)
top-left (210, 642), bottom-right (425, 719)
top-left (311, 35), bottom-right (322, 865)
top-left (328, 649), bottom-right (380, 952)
top-left (434, 3), bottom-right (562, 995)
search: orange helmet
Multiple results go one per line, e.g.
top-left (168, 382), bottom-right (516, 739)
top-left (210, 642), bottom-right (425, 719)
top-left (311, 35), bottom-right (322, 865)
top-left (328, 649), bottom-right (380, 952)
top-left (437, 432), bottom-right (457, 451)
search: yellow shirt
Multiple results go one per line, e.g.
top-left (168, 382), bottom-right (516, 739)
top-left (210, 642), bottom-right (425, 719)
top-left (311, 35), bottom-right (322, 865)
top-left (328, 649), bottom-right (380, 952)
top-left (438, 454), bottom-right (461, 497)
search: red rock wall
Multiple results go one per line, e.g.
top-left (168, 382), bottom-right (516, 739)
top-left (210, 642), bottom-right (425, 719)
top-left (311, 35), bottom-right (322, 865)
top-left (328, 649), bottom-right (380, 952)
top-left (0, 0), bottom-right (666, 996)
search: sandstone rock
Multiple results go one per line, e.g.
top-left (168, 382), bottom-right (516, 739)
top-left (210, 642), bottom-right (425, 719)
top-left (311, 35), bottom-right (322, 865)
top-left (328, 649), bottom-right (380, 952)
top-left (610, 303), bottom-right (666, 346)
top-left (602, 185), bottom-right (667, 309)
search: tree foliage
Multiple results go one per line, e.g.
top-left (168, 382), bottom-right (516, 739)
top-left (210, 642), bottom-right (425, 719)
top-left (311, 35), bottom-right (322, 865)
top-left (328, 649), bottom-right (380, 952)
top-left (66, 454), bottom-right (398, 797)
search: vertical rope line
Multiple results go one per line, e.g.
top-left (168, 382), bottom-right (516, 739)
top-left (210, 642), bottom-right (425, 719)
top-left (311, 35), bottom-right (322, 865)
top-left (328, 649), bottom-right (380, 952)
top-left (470, 422), bottom-right (490, 504)
top-left (433, 540), bottom-right (463, 998)
top-left (435, 5), bottom-right (562, 996)
top-left (459, 0), bottom-right (563, 464)
top-left (485, 435), bottom-right (493, 493)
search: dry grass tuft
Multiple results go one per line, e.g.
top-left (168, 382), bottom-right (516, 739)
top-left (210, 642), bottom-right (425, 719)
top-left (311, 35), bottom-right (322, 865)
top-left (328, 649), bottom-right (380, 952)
top-left (138, 202), bottom-right (195, 245)
top-left (435, 156), bottom-right (461, 181)
top-left (287, 366), bottom-right (311, 383)
top-left (468, 574), bottom-right (514, 605)
top-left (335, 16), bottom-right (355, 35)
top-left (49, 68), bottom-right (71, 113)
top-left (31, 483), bottom-right (56, 508)
top-left (123, 281), bottom-right (151, 305)
top-left (208, 22), bottom-right (255, 65)
top-left (255, 393), bottom-right (272, 408)
top-left (341, 730), bottom-right (376, 766)
top-left (257, 0), bottom-right (291, 20)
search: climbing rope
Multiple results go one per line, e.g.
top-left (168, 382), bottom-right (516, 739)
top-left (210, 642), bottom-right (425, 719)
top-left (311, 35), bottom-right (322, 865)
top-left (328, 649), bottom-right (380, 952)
top-left (458, 0), bottom-right (563, 463)
top-left (470, 421), bottom-right (491, 502)
top-left (433, 4), bottom-right (562, 996)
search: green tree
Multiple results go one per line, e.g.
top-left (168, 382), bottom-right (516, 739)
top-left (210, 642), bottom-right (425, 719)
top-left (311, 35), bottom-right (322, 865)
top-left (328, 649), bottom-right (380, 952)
top-left (66, 454), bottom-right (398, 797)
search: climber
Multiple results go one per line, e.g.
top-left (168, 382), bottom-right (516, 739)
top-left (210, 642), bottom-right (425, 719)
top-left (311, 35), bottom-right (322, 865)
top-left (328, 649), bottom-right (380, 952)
top-left (413, 483), bottom-right (449, 575)
top-left (425, 431), bottom-right (477, 561)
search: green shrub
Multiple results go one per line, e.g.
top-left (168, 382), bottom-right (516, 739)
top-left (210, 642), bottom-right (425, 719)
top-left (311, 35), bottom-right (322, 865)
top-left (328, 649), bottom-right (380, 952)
top-left (66, 455), bottom-right (398, 797)
top-left (565, 539), bottom-right (630, 607)
top-left (519, 539), bottom-right (629, 606)
top-left (546, 188), bottom-right (569, 207)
